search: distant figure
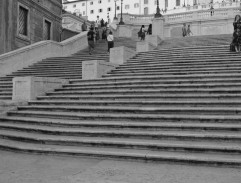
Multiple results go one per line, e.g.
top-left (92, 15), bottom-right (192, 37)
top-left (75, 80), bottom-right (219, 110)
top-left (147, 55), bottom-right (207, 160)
top-left (107, 31), bottom-right (114, 53)
top-left (210, 3), bottom-right (214, 16)
top-left (182, 23), bottom-right (187, 37)
top-left (95, 27), bottom-right (100, 42)
top-left (102, 27), bottom-right (107, 40)
top-left (139, 25), bottom-right (146, 41)
top-left (230, 15), bottom-right (241, 52)
top-left (81, 21), bottom-right (87, 32)
top-left (87, 27), bottom-right (95, 55)
top-left (147, 24), bottom-right (152, 35)
top-left (186, 25), bottom-right (193, 36)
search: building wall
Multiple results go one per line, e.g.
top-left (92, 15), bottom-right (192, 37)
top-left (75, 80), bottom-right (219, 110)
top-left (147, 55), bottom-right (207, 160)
top-left (0, 0), bottom-right (62, 55)
top-left (63, 0), bottom-right (226, 22)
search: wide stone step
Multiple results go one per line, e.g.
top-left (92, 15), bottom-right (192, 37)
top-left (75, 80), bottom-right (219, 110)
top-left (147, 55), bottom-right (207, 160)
top-left (0, 129), bottom-right (240, 155)
top-left (16, 105), bottom-right (241, 116)
top-left (108, 68), bottom-right (241, 75)
top-left (0, 123), bottom-right (240, 142)
top-left (0, 138), bottom-right (240, 166)
top-left (45, 88), bottom-right (241, 96)
top-left (2, 116), bottom-right (241, 130)
top-left (28, 100), bottom-right (241, 108)
top-left (122, 61), bottom-right (241, 69)
top-left (37, 93), bottom-right (241, 101)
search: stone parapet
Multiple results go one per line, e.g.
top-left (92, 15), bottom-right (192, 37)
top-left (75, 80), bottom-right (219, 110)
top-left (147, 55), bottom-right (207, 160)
top-left (82, 60), bottom-right (118, 80)
top-left (110, 46), bottom-right (136, 65)
top-left (0, 32), bottom-right (88, 78)
top-left (146, 35), bottom-right (162, 47)
top-left (136, 41), bottom-right (156, 53)
top-left (12, 77), bottom-right (69, 102)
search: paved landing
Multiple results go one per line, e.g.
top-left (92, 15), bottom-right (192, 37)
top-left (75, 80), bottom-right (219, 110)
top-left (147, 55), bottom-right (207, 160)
top-left (0, 151), bottom-right (240, 183)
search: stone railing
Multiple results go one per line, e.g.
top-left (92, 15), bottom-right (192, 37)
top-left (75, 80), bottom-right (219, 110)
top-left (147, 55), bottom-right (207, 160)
top-left (0, 32), bottom-right (88, 77)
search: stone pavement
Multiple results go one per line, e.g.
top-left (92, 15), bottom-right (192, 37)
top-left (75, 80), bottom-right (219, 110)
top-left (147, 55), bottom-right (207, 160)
top-left (0, 151), bottom-right (240, 183)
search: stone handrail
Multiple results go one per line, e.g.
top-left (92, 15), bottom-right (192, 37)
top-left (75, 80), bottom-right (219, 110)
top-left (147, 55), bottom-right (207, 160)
top-left (0, 31), bottom-right (88, 77)
top-left (121, 6), bottom-right (240, 25)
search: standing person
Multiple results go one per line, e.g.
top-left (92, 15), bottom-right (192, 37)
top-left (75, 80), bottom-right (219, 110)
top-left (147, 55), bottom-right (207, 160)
top-left (95, 27), bottom-right (100, 42)
top-left (107, 31), bottom-right (114, 53)
top-left (87, 27), bottom-right (95, 55)
top-left (81, 21), bottom-right (87, 32)
top-left (139, 25), bottom-right (146, 41)
top-left (182, 23), bottom-right (187, 37)
top-left (186, 25), bottom-right (193, 36)
top-left (147, 24), bottom-right (152, 35)
top-left (102, 27), bottom-right (107, 40)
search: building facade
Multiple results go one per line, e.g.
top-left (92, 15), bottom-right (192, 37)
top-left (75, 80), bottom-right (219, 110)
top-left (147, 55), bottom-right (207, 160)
top-left (0, 0), bottom-right (62, 55)
top-left (62, 0), bottom-right (227, 22)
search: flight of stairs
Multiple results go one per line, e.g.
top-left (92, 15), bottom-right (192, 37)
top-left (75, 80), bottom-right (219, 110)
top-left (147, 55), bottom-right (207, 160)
top-left (0, 36), bottom-right (241, 166)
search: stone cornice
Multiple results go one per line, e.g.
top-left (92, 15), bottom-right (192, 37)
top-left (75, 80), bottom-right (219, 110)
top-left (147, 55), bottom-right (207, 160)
top-left (19, 0), bottom-right (62, 21)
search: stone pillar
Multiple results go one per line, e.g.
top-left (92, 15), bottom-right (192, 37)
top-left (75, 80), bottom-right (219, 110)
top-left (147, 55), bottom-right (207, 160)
top-left (82, 60), bottom-right (118, 80)
top-left (152, 17), bottom-right (165, 39)
top-left (146, 35), bottom-right (162, 47)
top-left (12, 77), bottom-right (69, 102)
top-left (118, 25), bottom-right (132, 38)
top-left (110, 46), bottom-right (136, 65)
top-left (136, 41), bottom-right (156, 53)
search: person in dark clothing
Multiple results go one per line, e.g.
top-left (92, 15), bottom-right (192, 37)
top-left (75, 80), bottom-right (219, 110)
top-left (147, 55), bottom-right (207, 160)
top-left (230, 15), bottom-right (241, 52)
top-left (87, 27), bottom-right (95, 55)
top-left (147, 24), bottom-right (152, 35)
top-left (102, 27), bottom-right (107, 40)
top-left (81, 21), bottom-right (87, 32)
top-left (139, 25), bottom-right (146, 41)
top-left (182, 23), bottom-right (187, 37)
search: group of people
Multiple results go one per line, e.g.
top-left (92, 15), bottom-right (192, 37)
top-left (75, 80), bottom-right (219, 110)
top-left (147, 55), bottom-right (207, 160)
top-left (230, 15), bottom-right (241, 52)
top-left (84, 17), bottom-right (114, 55)
top-left (138, 24), bottom-right (152, 41)
top-left (182, 23), bottom-right (193, 37)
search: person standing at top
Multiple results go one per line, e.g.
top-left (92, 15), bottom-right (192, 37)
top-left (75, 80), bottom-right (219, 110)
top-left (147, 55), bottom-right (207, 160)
top-left (87, 27), bottom-right (96, 55)
top-left (139, 25), bottom-right (146, 41)
top-left (81, 21), bottom-right (87, 32)
top-left (182, 23), bottom-right (187, 37)
top-left (186, 25), bottom-right (193, 36)
top-left (107, 31), bottom-right (114, 53)
top-left (147, 24), bottom-right (152, 35)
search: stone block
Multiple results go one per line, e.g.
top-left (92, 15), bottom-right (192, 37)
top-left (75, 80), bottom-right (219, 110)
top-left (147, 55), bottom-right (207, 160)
top-left (12, 77), bottom-right (69, 102)
top-left (118, 25), bottom-right (132, 38)
top-left (82, 60), bottom-right (118, 80)
top-left (136, 41), bottom-right (156, 53)
top-left (110, 46), bottom-right (136, 65)
top-left (146, 35), bottom-right (162, 47)
top-left (152, 17), bottom-right (165, 39)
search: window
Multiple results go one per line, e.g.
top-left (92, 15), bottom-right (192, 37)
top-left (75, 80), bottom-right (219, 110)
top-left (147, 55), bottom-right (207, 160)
top-left (134, 3), bottom-right (139, 8)
top-left (165, 0), bottom-right (168, 8)
top-left (82, 3), bottom-right (85, 6)
top-left (107, 7), bottom-right (111, 11)
top-left (125, 5), bottom-right (129, 9)
top-left (98, 0), bottom-right (102, 3)
top-left (73, 4), bottom-right (76, 8)
top-left (83, 11), bottom-right (85, 15)
top-left (99, 9), bottom-right (102, 13)
top-left (155, 0), bottom-right (157, 5)
top-left (108, 0), bottom-right (110, 2)
top-left (43, 19), bottom-right (51, 40)
top-left (19, 6), bottom-right (28, 36)
top-left (176, 0), bottom-right (180, 6)
top-left (144, 0), bottom-right (148, 4)
top-left (63, 6), bottom-right (67, 9)
top-left (144, 7), bottom-right (148, 15)
top-left (90, 10), bottom-right (94, 14)
top-left (90, 1), bottom-right (93, 5)
top-left (117, 6), bottom-right (120, 10)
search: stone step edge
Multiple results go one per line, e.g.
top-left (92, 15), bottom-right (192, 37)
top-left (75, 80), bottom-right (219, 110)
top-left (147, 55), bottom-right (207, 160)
top-left (0, 131), bottom-right (240, 154)
top-left (0, 139), bottom-right (240, 166)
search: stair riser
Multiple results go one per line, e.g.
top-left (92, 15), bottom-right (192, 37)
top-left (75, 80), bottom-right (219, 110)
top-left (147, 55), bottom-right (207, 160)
top-left (7, 112), bottom-right (241, 123)
top-left (0, 144), bottom-right (239, 167)
top-left (0, 134), bottom-right (240, 155)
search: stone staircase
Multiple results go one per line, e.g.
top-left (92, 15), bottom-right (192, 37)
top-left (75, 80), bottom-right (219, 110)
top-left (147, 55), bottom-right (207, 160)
top-left (0, 36), bottom-right (241, 166)
top-left (157, 34), bottom-right (232, 49)
top-left (0, 38), bottom-right (136, 101)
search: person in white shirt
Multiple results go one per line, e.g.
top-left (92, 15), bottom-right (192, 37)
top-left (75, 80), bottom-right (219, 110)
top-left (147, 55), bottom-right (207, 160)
top-left (107, 31), bottom-right (114, 53)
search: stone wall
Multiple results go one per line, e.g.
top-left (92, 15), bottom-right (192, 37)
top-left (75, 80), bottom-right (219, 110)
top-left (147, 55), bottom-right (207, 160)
top-left (0, 0), bottom-right (62, 55)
